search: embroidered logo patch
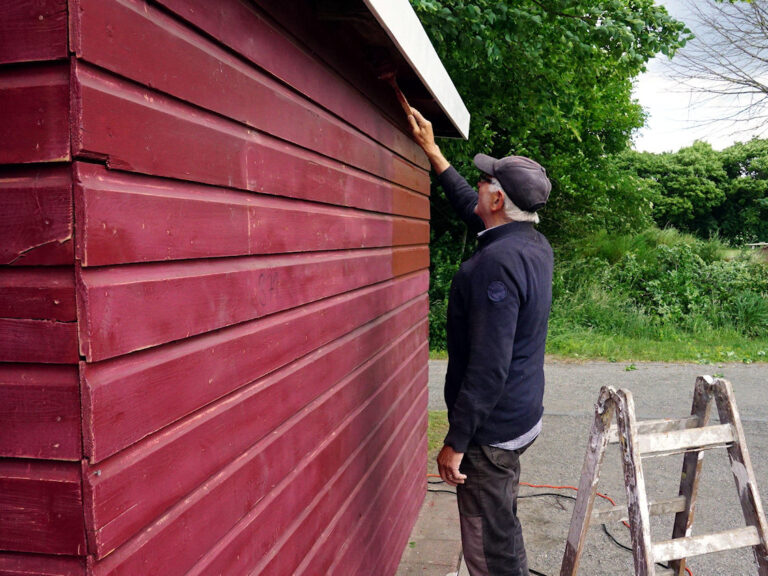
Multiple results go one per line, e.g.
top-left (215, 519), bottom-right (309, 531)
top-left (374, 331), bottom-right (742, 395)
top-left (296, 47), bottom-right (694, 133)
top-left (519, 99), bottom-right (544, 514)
top-left (487, 281), bottom-right (508, 302)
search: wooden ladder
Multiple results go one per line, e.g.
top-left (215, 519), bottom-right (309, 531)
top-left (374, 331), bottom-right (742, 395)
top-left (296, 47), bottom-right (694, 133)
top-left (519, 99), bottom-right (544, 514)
top-left (560, 376), bottom-right (768, 576)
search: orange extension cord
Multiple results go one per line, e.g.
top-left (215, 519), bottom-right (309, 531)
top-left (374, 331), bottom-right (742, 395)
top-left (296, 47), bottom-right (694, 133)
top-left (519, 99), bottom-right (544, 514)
top-left (427, 475), bottom-right (694, 576)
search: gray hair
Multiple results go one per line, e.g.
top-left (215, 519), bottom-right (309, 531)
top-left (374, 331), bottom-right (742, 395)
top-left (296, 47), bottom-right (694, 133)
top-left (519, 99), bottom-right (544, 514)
top-left (488, 178), bottom-right (540, 224)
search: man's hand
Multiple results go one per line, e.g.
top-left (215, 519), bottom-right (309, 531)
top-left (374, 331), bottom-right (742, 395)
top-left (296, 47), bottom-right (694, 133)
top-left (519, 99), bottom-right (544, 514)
top-left (408, 108), bottom-right (450, 174)
top-left (437, 444), bottom-right (467, 486)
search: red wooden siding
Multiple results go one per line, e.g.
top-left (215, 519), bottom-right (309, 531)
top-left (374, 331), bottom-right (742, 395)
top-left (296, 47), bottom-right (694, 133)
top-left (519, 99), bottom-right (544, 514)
top-left (0, 63), bottom-right (70, 164)
top-left (0, 460), bottom-right (86, 555)
top-left (74, 162), bottom-right (428, 266)
top-left (1, 0), bottom-right (434, 572)
top-left (0, 0), bottom-right (68, 65)
top-left (0, 165), bottom-right (73, 266)
top-left (0, 364), bottom-right (81, 460)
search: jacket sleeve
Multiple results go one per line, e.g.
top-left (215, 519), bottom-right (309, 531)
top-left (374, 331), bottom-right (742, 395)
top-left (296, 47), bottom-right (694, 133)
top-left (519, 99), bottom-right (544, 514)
top-left (443, 267), bottom-right (521, 453)
top-left (437, 166), bottom-right (485, 234)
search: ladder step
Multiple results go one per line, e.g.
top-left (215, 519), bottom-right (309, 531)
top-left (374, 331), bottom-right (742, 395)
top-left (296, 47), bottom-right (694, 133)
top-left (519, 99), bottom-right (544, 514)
top-left (638, 424), bottom-right (734, 456)
top-left (591, 495), bottom-right (686, 524)
top-left (652, 526), bottom-right (761, 563)
top-left (607, 416), bottom-right (700, 444)
top-left (655, 569), bottom-right (674, 576)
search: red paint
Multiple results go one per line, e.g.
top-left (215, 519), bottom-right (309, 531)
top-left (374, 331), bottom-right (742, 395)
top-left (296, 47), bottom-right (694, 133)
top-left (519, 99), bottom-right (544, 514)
top-left (0, 165), bottom-right (73, 266)
top-left (2, 0), bottom-right (432, 571)
top-left (0, 364), bottom-right (81, 460)
top-left (88, 330), bottom-right (426, 575)
top-left (82, 272), bottom-right (427, 462)
top-left (154, 0), bottom-right (428, 170)
top-left (0, 0), bottom-right (68, 65)
top-left (0, 460), bottom-right (86, 555)
top-left (74, 163), bottom-right (428, 266)
top-left (77, 247), bottom-right (428, 361)
top-left (0, 553), bottom-right (84, 576)
top-left (0, 268), bottom-right (76, 321)
top-left (72, 62), bottom-right (428, 193)
top-left (83, 295), bottom-right (426, 556)
top-left (0, 63), bottom-right (70, 164)
top-left (0, 318), bottom-right (78, 364)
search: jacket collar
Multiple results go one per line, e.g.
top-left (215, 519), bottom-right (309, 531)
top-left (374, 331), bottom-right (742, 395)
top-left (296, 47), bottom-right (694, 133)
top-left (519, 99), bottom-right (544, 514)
top-left (477, 221), bottom-right (536, 248)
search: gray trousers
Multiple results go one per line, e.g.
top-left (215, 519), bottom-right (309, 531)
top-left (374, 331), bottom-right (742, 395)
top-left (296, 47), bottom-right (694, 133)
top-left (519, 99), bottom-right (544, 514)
top-left (457, 442), bottom-right (532, 576)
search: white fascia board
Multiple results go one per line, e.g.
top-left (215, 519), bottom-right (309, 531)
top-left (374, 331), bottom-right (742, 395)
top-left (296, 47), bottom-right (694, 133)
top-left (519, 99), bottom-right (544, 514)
top-left (363, 0), bottom-right (470, 139)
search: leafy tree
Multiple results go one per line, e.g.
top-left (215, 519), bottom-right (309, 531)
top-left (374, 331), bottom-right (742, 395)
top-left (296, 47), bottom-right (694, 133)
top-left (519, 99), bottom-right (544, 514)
top-left (410, 0), bottom-right (690, 240)
top-left (718, 139), bottom-right (768, 243)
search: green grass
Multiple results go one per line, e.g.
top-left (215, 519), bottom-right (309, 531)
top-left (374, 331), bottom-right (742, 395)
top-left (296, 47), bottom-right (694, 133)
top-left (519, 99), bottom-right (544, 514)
top-left (546, 327), bottom-right (768, 364)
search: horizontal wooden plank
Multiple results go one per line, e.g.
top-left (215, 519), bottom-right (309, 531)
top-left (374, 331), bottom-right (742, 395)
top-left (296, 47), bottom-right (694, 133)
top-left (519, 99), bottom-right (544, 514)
top-left (607, 416), bottom-right (700, 444)
top-left (357, 457), bottom-right (426, 576)
top-left (0, 0), bottom-right (68, 65)
top-left (591, 496), bottom-right (687, 525)
top-left (652, 526), bottom-right (761, 563)
top-left (0, 364), bottom-right (81, 460)
top-left (153, 0), bottom-right (428, 170)
top-left (639, 424), bottom-right (734, 456)
top-left (208, 377), bottom-right (426, 576)
top-left (0, 63), bottom-right (70, 164)
top-left (326, 431), bottom-right (426, 576)
top-left (260, 375), bottom-right (428, 576)
top-left (74, 162), bottom-right (428, 266)
top-left (72, 62), bottom-right (428, 195)
top-left (0, 460), bottom-right (86, 555)
top-left (82, 270), bottom-right (428, 462)
top-left (71, 0), bottom-right (426, 190)
top-left (0, 318), bottom-right (78, 364)
top-left (83, 296), bottom-right (427, 557)
top-left (0, 164), bottom-right (73, 266)
top-left (89, 327), bottom-right (427, 575)
top-left (0, 553), bottom-right (84, 576)
top-left (77, 246), bottom-right (428, 361)
top-left (0, 268), bottom-right (76, 321)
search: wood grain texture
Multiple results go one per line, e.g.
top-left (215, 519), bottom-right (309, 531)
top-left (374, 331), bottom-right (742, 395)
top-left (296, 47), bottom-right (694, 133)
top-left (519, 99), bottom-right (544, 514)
top-left (0, 165), bottom-right (73, 266)
top-left (0, 364), bottom-right (81, 460)
top-left (0, 318), bottom-right (78, 364)
top-left (77, 246), bottom-right (428, 361)
top-left (0, 268), bottom-right (76, 321)
top-left (71, 0), bottom-right (425, 187)
top-left (74, 162), bottom-right (428, 266)
top-left (0, 0), bottom-right (68, 65)
top-left (0, 553), bottom-right (84, 576)
top-left (88, 328), bottom-right (427, 575)
top-left (71, 62), bottom-right (428, 194)
top-left (260, 374), bottom-right (428, 576)
top-left (81, 271), bottom-right (427, 462)
top-left (0, 63), bottom-right (70, 164)
top-left (153, 0), bottom-right (427, 170)
top-left (0, 460), bottom-right (86, 555)
top-left (82, 295), bottom-right (427, 557)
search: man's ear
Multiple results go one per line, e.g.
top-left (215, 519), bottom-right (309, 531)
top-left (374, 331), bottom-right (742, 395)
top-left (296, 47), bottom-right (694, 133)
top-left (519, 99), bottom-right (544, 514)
top-left (491, 191), bottom-right (505, 212)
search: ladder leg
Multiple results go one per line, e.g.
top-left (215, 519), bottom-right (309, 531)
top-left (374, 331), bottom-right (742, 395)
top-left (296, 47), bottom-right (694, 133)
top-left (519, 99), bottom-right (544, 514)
top-left (560, 387), bottom-right (616, 576)
top-left (669, 376), bottom-right (714, 576)
top-left (711, 378), bottom-right (768, 575)
top-left (615, 389), bottom-right (655, 576)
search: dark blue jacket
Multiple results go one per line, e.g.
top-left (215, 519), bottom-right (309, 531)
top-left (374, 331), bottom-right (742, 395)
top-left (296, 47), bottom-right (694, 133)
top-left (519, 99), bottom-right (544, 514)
top-left (438, 167), bottom-right (553, 453)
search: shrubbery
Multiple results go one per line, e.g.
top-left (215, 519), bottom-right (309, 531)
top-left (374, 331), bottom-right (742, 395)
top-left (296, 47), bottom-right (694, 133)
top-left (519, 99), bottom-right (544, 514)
top-left (430, 227), bottom-right (768, 361)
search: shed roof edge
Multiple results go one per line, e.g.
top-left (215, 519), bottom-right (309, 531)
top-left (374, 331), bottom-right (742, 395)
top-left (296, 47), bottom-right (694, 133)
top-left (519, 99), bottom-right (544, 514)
top-left (362, 0), bottom-right (470, 139)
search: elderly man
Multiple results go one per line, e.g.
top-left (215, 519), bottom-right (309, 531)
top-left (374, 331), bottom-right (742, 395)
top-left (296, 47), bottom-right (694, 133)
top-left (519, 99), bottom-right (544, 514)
top-left (409, 108), bottom-right (553, 576)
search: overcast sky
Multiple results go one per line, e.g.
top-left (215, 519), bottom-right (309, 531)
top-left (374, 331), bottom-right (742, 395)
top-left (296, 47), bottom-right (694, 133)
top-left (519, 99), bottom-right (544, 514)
top-left (631, 0), bottom-right (765, 153)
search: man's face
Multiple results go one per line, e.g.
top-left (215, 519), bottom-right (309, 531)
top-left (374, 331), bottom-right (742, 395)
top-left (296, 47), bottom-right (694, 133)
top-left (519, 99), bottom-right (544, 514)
top-left (474, 174), bottom-right (501, 223)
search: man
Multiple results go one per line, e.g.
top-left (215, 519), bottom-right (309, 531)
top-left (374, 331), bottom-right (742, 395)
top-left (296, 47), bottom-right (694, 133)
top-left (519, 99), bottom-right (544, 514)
top-left (408, 108), bottom-right (553, 576)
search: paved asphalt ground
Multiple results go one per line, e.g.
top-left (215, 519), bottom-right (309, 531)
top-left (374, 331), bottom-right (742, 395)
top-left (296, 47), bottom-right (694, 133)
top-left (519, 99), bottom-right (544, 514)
top-left (404, 359), bottom-right (768, 576)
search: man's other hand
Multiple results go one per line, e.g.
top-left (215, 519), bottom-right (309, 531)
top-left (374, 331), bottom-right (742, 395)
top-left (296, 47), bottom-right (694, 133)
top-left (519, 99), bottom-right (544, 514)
top-left (437, 444), bottom-right (467, 486)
